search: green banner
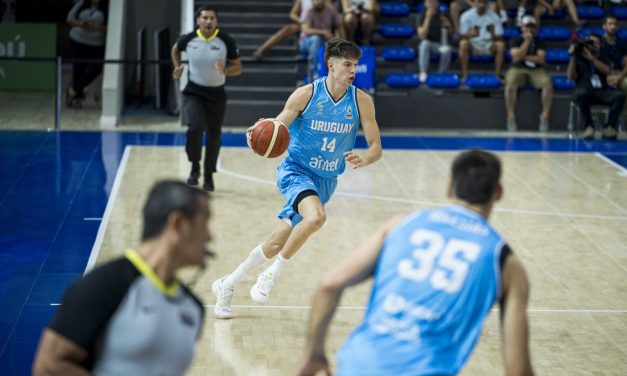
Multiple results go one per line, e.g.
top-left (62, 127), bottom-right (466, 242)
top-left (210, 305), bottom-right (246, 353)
top-left (0, 23), bottom-right (57, 90)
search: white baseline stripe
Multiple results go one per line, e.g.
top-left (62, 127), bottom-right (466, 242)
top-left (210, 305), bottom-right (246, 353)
top-left (48, 302), bottom-right (627, 313)
top-left (198, 304), bottom-right (627, 314)
top-left (595, 152), bottom-right (627, 174)
top-left (83, 217), bottom-right (102, 221)
top-left (84, 146), bottom-right (132, 274)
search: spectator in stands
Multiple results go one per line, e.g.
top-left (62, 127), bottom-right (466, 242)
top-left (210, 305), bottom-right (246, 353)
top-left (567, 33), bottom-right (625, 140)
top-left (533, 0), bottom-right (585, 29)
top-left (301, 0), bottom-right (343, 81)
top-left (253, 0), bottom-right (332, 60)
top-left (65, 0), bottom-right (108, 109)
top-left (459, 0), bottom-right (506, 83)
top-left (417, 0), bottom-right (454, 82)
top-left (341, 0), bottom-right (379, 45)
top-left (450, 0), bottom-right (509, 34)
top-left (602, 15), bottom-right (627, 126)
top-left (505, 15), bottom-right (553, 132)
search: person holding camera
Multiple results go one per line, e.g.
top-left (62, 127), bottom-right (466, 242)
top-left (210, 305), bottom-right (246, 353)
top-left (504, 15), bottom-right (553, 132)
top-left (567, 33), bottom-right (625, 140)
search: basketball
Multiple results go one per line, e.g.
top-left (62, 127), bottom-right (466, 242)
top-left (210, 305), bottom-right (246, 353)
top-left (248, 118), bottom-right (290, 158)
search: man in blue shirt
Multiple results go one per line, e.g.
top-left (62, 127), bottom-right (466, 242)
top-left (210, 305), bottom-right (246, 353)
top-left (212, 38), bottom-right (382, 319)
top-left (297, 149), bottom-right (534, 376)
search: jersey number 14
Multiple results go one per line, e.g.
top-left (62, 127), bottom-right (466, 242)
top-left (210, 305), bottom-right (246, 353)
top-left (397, 229), bottom-right (480, 294)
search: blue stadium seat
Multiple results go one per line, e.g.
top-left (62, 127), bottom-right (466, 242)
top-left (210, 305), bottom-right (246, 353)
top-left (577, 26), bottom-right (604, 38)
top-left (465, 73), bottom-right (501, 89)
top-left (381, 46), bottom-right (417, 62)
top-left (538, 25), bottom-right (571, 41)
top-left (542, 9), bottom-right (566, 20)
top-left (470, 54), bottom-right (494, 63)
top-left (378, 23), bottom-right (414, 38)
top-left (425, 73), bottom-right (460, 88)
top-left (416, 3), bottom-right (449, 13)
top-left (611, 6), bottom-right (627, 20)
top-left (380, 2), bottom-right (410, 17)
top-left (618, 27), bottom-right (627, 39)
top-left (552, 75), bottom-right (575, 91)
top-left (546, 48), bottom-right (570, 64)
top-left (576, 5), bottom-right (604, 20)
top-left (503, 26), bottom-right (522, 40)
top-left (385, 72), bottom-right (420, 88)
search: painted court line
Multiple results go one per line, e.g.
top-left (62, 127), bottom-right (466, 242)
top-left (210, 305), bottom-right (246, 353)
top-left (83, 217), bottom-right (102, 221)
top-left (48, 302), bottom-right (627, 314)
top-left (217, 161), bottom-right (627, 221)
top-left (84, 146), bottom-right (132, 274)
top-left (595, 152), bottom-right (627, 174)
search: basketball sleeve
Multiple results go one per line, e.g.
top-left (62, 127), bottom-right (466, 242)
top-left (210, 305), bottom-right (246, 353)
top-left (220, 32), bottom-right (240, 60)
top-left (176, 32), bottom-right (196, 52)
top-left (48, 259), bottom-right (140, 353)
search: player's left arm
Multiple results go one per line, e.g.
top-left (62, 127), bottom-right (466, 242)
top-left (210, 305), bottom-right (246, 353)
top-left (296, 214), bottom-right (404, 376)
top-left (222, 57), bottom-right (242, 76)
top-left (345, 90), bottom-right (382, 169)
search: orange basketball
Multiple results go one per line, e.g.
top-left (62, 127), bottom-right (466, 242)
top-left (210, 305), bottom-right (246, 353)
top-left (248, 118), bottom-right (290, 158)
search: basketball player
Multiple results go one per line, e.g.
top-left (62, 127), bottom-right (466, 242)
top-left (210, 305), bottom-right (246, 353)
top-left (296, 149), bottom-right (534, 375)
top-left (33, 181), bottom-right (211, 375)
top-left (212, 38), bottom-right (382, 319)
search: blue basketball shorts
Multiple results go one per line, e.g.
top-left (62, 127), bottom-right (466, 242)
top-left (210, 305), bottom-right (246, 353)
top-left (276, 162), bottom-right (338, 227)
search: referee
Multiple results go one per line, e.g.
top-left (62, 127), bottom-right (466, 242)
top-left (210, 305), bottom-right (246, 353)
top-left (172, 5), bottom-right (242, 191)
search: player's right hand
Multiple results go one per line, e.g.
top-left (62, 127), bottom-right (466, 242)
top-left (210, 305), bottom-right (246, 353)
top-left (172, 65), bottom-right (184, 80)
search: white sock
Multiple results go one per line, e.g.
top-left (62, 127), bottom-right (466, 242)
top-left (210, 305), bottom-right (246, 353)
top-left (223, 244), bottom-right (270, 288)
top-left (264, 254), bottom-right (288, 278)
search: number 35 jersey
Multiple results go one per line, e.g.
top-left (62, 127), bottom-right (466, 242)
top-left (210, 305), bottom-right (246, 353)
top-left (337, 205), bottom-right (507, 376)
top-left (284, 77), bottom-right (360, 178)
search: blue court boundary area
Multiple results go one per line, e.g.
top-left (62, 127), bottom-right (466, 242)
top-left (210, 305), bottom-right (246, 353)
top-left (0, 130), bottom-right (625, 374)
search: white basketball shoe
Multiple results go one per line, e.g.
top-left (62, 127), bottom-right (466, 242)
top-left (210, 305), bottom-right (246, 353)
top-left (250, 271), bottom-right (276, 305)
top-left (212, 276), bottom-right (234, 319)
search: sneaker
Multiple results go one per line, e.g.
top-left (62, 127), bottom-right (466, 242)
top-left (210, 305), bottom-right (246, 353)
top-left (507, 119), bottom-right (517, 131)
top-left (582, 125), bottom-right (595, 140)
top-left (187, 163), bottom-right (200, 186)
top-left (601, 126), bottom-right (617, 140)
top-left (539, 117), bottom-right (549, 132)
top-left (203, 174), bottom-right (214, 192)
top-left (419, 72), bottom-right (427, 83)
top-left (212, 277), bottom-right (234, 319)
top-left (250, 271), bottom-right (276, 305)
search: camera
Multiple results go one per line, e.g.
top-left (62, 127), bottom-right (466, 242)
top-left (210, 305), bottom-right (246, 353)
top-left (572, 38), bottom-right (594, 56)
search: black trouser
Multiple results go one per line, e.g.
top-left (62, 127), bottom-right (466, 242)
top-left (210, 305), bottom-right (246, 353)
top-left (182, 83), bottom-right (227, 176)
top-left (70, 39), bottom-right (105, 98)
top-left (574, 88), bottom-right (625, 128)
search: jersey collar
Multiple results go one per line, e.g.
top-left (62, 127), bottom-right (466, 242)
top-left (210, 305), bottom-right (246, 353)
top-left (196, 28), bottom-right (219, 42)
top-left (125, 249), bottom-right (180, 298)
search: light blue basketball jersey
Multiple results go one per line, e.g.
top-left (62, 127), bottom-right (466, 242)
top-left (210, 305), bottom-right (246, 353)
top-left (283, 77), bottom-right (360, 178)
top-left (337, 205), bottom-right (506, 376)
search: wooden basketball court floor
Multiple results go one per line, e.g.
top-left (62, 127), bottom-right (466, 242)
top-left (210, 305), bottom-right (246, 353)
top-left (0, 131), bottom-right (626, 375)
top-left (99, 145), bottom-right (626, 375)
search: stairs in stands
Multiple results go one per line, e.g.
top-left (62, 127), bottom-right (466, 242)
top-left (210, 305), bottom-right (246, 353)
top-left (195, 0), bottom-right (304, 126)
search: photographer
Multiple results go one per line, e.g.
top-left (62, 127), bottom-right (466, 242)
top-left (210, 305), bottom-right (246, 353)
top-left (567, 33), bottom-right (624, 140)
